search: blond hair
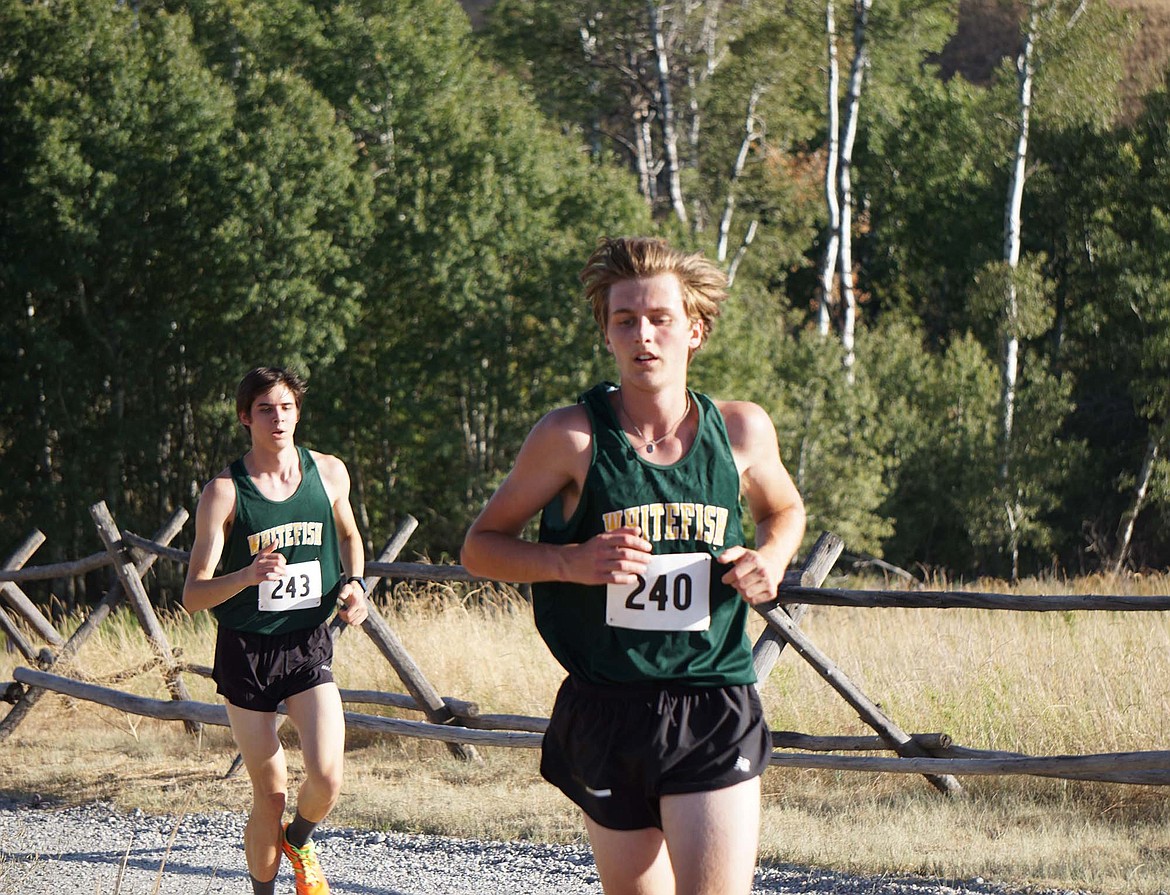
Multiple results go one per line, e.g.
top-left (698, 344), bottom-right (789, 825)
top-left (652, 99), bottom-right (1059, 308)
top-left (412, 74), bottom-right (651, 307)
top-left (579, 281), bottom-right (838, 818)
top-left (579, 236), bottom-right (728, 348)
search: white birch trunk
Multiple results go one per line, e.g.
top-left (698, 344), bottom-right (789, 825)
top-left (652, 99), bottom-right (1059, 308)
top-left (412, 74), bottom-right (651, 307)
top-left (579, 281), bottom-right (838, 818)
top-left (818, 0), bottom-right (841, 338)
top-left (648, 0), bottom-right (688, 224)
top-left (699, 0), bottom-right (723, 75)
top-left (837, 0), bottom-right (870, 382)
top-left (688, 0), bottom-right (723, 150)
top-left (999, 7), bottom-right (1036, 580)
top-left (1001, 10), bottom-right (1034, 479)
top-left (687, 67), bottom-right (705, 230)
top-left (727, 219), bottom-right (757, 288)
top-left (1113, 433), bottom-right (1160, 573)
top-left (634, 97), bottom-right (654, 202)
top-left (716, 86), bottom-right (761, 263)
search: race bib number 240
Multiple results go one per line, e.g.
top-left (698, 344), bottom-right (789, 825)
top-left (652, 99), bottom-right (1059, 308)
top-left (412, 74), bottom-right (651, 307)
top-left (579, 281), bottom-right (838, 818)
top-left (606, 553), bottom-right (711, 632)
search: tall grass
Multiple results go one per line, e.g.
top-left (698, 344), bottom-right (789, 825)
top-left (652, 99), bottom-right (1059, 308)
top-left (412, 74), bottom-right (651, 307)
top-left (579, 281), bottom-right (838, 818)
top-left (2, 573), bottom-right (1170, 893)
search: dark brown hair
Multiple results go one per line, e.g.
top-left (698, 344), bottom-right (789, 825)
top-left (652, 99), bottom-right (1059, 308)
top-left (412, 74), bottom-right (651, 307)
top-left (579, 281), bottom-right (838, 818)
top-left (235, 366), bottom-right (307, 424)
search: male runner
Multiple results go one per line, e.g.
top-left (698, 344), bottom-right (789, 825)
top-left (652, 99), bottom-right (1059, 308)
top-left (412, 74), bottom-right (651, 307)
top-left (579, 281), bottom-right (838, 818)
top-left (184, 366), bottom-right (369, 895)
top-left (462, 236), bottom-right (806, 895)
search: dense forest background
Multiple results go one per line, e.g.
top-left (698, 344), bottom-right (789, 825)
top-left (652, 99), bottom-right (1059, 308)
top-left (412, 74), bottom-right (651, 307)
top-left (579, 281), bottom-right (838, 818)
top-left (5, 0), bottom-right (1170, 607)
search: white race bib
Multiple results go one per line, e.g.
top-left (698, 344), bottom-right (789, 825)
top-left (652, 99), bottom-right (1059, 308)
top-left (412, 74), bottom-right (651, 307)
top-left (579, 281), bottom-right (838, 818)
top-left (258, 559), bottom-right (323, 612)
top-left (606, 552), bottom-right (711, 631)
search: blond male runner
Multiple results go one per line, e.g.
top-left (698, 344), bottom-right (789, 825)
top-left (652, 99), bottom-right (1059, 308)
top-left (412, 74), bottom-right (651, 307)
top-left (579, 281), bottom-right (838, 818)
top-left (184, 367), bottom-right (369, 895)
top-left (462, 237), bottom-right (806, 895)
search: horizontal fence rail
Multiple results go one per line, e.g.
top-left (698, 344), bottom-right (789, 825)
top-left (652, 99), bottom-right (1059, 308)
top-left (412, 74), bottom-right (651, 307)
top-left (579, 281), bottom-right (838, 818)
top-left (771, 586), bottom-right (1170, 612)
top-left (2, 518), bottom-right (1168, 792)
top-left (13, 666), bottom-right (1170, 783)
top-left (11, 534), bottom-right (1170, 610)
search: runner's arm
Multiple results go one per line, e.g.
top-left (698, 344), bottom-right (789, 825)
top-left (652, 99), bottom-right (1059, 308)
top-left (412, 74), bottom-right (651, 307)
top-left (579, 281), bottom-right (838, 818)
top-left (717, 400), bottom-right (806, 604)
top-left (182, 474), bottom-right (285, 614)
top-left (318, 453), bottom-right (368, 626)
top-left (461, 407), bottom-right (651, 586)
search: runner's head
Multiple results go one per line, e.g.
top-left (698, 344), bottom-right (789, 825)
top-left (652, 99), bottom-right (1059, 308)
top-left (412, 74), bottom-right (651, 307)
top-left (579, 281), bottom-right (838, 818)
top-left (580, 236), bottom-right (727, 349)
top-left (236, 367), bottom-right (307, 431)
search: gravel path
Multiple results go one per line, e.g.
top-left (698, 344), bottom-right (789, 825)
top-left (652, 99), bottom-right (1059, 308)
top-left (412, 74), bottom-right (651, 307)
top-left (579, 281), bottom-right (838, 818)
top-left (0, 798), bottom-right (1092, 895)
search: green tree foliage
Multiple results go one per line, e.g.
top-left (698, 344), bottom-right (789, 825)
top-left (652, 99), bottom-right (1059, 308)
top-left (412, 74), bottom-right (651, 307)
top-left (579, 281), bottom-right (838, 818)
top-left (861, 74), bottom-right (1006, 337)
top-left (2, 0), bottom-right (1167, 584)
top-left (161, 0), bottom-right (653, 556)
top-left (480, 0), bottom-right (824, 261)
top-left (0, 0), bottom-right (371, 580)
top-left (312, 0), bottom-right (651, 555)
top-left (1030, 83), bottom-right (1170, 566)
top-left (856, 0), bottom-right (960, 129)
top-left (850, 1), bottom-right (1131, 574)
top-left (684, 6), bottom-right (823, 263)
top-left (863, 320), bottom-right (998, 571)
top-left (779, 330), bottom-right (895, 557)
top-left (697, 300), bottom-right (894, 558)
top-left (1028, 123), bottom-right (1148, 564)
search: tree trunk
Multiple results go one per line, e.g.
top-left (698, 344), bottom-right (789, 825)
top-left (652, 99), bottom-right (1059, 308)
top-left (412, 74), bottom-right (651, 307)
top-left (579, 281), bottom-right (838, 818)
top-left (648, 0), bottom-right (688, 224)
top-left (698, 0), bottom-right (723, 79)
top-left (633, 95), bottom-right (655, 202)
top-left (1000, 7), bottom-right (1035, 580)
top-left (716, 87), bottom-right (761, 263)
top-left (817, 0), bottom-right (841, 338)
top-left (1113, 431), bottom-right (1161, 573)
top-left (688, 0), bottom-right (723, 152)
top-left (726, 219), bottom-right (757, 289)
top-left (1001, 12), bottom-right (1034, 480)
top-left (837, 0), bottom-right (870, 383)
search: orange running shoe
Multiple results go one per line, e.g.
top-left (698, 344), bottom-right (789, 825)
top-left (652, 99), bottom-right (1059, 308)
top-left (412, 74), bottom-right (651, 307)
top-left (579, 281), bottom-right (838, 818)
top-left (281, 824), bottom-right (330, 895)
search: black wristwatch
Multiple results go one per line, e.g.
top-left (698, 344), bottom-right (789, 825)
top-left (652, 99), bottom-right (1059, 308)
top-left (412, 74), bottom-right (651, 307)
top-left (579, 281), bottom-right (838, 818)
top-left (346, 575), bottom-right (368, 593)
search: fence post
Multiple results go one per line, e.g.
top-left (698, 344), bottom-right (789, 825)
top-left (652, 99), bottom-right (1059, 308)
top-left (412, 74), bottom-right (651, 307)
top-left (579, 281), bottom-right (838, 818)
top-left (2, 531), bottom-right (65, 648)
top-left (753, 600), bottom-right (964, 796)
top-left (0, 508), bottom-right (189, 741)
top-left (0, 607), bottom-right (37, 663)
top-left (355, 517), bottom-right (480, 763)
top-left (89, 501), bottom-right (199, 735)
top-left (752, 531), bottom-right (843, 683)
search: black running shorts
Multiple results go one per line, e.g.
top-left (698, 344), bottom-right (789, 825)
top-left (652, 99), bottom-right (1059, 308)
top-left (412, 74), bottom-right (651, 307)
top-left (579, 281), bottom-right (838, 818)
top-left (212, 623), bottom-right (335, 712)
top-left (539, 676), bottom-right (770, 831)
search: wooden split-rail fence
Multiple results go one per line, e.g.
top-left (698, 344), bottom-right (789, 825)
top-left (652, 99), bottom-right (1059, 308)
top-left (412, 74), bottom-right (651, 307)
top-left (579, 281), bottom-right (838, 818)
top-left (3, 500), bottom-right (1170, 795)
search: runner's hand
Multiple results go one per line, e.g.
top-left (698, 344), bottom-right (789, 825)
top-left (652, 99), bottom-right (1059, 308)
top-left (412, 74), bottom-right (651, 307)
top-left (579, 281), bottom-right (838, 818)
top-left (564, 526), bottom-right (652, 585)
top-left (336, 581), bottom-right (369, 626)
top-left (717, 545), bottom-right (783, 605)
top-left (248, 541), bottom-right (286, 585)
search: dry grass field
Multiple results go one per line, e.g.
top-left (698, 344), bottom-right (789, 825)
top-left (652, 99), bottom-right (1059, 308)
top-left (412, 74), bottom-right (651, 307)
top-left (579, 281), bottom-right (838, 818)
top-left (2, 573), bottom-right (1170, 894)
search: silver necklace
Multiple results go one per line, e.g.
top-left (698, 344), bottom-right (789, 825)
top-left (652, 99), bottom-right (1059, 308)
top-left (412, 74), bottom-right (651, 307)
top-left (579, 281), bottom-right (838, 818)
top-left (618, 389), bottom-right (691, 454)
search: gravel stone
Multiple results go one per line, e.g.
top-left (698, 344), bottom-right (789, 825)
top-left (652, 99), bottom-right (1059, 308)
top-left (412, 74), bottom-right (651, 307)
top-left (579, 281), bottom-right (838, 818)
top-left (0, 797), bottom-right (1099, 895)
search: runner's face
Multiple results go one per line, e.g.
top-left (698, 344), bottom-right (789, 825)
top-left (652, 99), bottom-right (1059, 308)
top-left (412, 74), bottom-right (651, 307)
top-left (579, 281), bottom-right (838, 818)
top-left (242, 384), bottom-right (299, 447)
top-left (605, 274), bottom-right (702, 387)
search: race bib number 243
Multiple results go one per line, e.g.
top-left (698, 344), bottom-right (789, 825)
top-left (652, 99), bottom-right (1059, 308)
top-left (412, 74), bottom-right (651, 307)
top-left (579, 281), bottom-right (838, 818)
top-left (258, 559), bottom-right (323, 612)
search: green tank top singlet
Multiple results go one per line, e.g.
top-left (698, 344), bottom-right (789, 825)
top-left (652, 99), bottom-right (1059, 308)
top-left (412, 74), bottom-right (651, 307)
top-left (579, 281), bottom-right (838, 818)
top-left (213, 446), bottom-right (342, 635)
top-left (533, 382), bottom-right (755, 687)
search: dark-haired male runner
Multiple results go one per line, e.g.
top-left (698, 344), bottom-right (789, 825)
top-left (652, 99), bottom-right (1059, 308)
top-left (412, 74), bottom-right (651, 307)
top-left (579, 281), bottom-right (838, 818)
top-left (184, 366), bottom-right (368, 895)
